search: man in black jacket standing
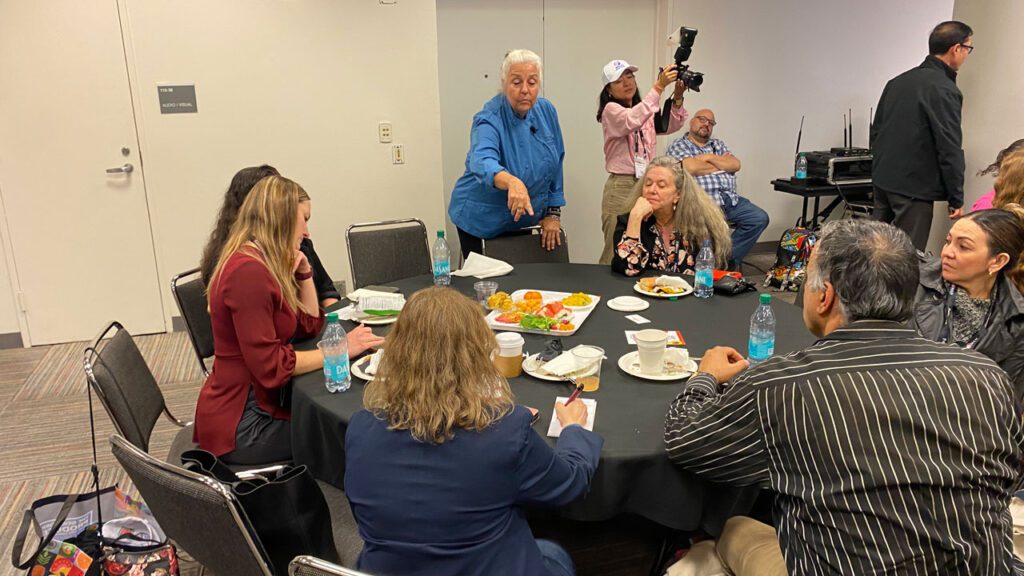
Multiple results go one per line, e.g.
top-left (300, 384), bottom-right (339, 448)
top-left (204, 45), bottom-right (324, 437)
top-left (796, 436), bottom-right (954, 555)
top-left (871, 21), bottom-right (974, 250)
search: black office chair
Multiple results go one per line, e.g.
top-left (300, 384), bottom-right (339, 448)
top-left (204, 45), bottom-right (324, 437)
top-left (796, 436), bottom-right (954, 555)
top-left (346, 219), bottom-right (431, 289)
top-left (170, 267), bottom-right (213, 376)
top-left (482, 226), bottom-right (569, 264)
top-left (84, 321), bottom-right (197, 466)
top-left (290, 556), bottom-right (374, 576)
top-left (110, 434), bottom-right (275, 576)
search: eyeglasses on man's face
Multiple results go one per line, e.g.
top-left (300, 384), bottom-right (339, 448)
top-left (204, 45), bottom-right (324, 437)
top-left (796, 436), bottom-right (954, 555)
top-left (959, 43), bottom-right (974, 54)
top-left (695, 116), bottom-right (716, 127)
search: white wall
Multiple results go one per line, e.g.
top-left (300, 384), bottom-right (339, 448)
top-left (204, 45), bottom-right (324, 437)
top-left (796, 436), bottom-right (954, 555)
top-left (953, 0), bottom-right (1024, 206)
top-left (667, 0), bottom-right (953, 244)
top-left (121, 0), bottom-right (446, 325)
top-left (437, 0), bottom-right (656, 264)
top-left (0, 216), bottom-right (18, 333)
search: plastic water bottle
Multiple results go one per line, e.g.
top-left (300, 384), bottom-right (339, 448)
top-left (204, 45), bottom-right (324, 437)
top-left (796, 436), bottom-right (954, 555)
top-left (748, 293), bottom-right (776, 365)
top-left (794, 153), bottom-right (808, 180)
top-left (432, 230), bottom-right (451, 286)
top-left (320, 312), bottom-right (350, 393)
top-left (694, 239), bottom-right (714, 299)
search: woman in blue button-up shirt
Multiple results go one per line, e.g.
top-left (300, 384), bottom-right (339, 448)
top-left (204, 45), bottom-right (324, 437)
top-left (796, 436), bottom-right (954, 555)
top-left (448, 49), bottom-right (566, 259)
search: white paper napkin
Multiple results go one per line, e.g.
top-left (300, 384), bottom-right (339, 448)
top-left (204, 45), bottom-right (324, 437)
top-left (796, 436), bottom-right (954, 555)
top-left (365, 351), bottom-right (383, 375)
top-left (452, 252), bottom-right (514, 279)
top-left (536, 349), bottom-right (578, 377)
top-left (547, 398), bottom-right (597, 437)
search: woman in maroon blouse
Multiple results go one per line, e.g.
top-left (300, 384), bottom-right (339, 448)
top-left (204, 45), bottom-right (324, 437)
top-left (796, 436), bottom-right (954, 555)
top-left (196, 175), bottom-right (382, 464)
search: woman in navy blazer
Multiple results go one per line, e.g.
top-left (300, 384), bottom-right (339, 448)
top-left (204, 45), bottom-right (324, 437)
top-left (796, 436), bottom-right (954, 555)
top-left (345, 287), bottom-right (602, 576)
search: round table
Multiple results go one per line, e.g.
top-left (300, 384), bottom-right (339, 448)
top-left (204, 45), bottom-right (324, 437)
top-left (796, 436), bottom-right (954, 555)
top-left (291, 263), bottom-right (816, 535)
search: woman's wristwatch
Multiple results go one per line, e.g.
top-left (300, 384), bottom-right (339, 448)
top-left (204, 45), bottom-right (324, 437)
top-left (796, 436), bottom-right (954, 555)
top-left (544, 206), bottom-right (562, 220)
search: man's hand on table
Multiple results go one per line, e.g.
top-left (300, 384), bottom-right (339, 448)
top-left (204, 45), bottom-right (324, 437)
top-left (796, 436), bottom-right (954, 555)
top-left (696, 346), bottom-right (749, 385)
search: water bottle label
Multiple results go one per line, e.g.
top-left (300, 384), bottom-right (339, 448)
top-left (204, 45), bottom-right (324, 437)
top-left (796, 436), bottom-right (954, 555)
top-left (324, 355), bottom-right (349, 384)
top-left (748, 338), bottom-right (774, 360)
top-left (332, 357), bottom-right (350, 382)
top-left (696, 268), bottom-right (713, 287)
top-left (433, 261), bottom-right (450, 276)
top-left (795, 168), bottom-right (807, 179)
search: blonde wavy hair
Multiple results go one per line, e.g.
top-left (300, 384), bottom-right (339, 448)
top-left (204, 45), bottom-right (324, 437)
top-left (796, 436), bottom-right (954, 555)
top-left (208, 175), bottom-right (312, 315)
top-left (994, 150), bottom-right (1024, 209)
top-left (364, 287), bottom-right (515, 444)
top-left (626, 156), bottom-right (733, 266)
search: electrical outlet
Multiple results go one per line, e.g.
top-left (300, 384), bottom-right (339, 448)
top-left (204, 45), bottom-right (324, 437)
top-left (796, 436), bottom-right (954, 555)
top-left (378, 122), bottom-right (392, 143)
top-left (392, 145), bottom-right (404, 165)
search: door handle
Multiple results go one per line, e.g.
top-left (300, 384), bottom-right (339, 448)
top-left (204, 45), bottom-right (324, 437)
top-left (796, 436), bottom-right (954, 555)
top-left (106, 163), bottom-right (134, 174)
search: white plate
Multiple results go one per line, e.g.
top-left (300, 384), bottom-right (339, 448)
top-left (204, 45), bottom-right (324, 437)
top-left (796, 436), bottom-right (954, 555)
top-left (351, 353), bottom-right (378, 381)
top-left (617, 350), bottom-right (697, 382)
top-left (606, 296), bottom-right (650, 312)
top-left (633, 279), bottom-right (694, 299)
top-left (522, 353), bottom-right (572, 382)
top-left (352, 314), bottom-right (398, 326)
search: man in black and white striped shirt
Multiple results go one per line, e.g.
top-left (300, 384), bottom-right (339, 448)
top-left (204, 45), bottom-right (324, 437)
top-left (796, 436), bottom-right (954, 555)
top-left (665, 219), bottom-right (1024, 575)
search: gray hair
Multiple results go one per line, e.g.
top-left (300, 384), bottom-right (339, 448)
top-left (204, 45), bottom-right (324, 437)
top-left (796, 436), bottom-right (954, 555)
top-left (501, 49), bottom-right (543, 83)
top-left (623, 156), bottom-right (732, 266)
top-left (806, 219), bottom-right (919, 322)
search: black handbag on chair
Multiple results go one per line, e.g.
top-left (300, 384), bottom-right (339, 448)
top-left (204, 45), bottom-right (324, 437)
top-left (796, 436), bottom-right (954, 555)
top-left (180, 450), bottom-right (340, 575)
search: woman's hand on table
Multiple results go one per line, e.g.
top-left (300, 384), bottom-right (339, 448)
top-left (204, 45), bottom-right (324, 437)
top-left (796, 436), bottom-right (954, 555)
top-left (347, 325), bottom-right (386, 358)
top-left (506, 176), bottom-right (534, 222)
top-left (555, 400), bottom-right (588, 428)
top-left (697, 346), bottom-right (749, 385)
top-left (539, 216), bottom-right (562, 251)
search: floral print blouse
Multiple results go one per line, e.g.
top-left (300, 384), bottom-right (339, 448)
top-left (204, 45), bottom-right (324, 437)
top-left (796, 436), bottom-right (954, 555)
top-left (616, 221), bottom-right (697, 277)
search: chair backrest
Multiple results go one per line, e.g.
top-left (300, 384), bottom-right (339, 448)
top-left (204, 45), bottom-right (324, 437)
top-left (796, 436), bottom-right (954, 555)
top-left (346, 219), bottom-right (431, 289)
top-left (482, 227), bottom-right (569, 265)
top-left (170, 267), bottom-right (214, 376)
top-left (83, 322), bottom-right (167, 453)
top-left (290, 555), bottom-right (373, 576)
top-left (110, 434), bottom-right (274, 576)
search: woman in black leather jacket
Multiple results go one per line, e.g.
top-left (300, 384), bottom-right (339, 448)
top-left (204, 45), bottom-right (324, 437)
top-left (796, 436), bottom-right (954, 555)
top-left (914, 206), bottom-right (1024, 401)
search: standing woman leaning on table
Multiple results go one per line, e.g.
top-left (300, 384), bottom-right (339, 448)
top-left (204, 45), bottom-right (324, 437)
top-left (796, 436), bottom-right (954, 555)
top-left (195, 175), bottom-right (383, 465)
top-left (448, 49), bottom-right (566, 259)
top-left (597, 60), bottom-right (688, 264)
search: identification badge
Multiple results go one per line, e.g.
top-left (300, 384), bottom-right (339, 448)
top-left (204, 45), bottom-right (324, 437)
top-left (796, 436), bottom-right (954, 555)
top-left (634, 157), bottom-right (648, 179)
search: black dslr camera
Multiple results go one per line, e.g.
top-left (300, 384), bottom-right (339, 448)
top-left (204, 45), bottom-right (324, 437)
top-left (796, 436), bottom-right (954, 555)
top-left (670, 26), bottom-right (704, 92)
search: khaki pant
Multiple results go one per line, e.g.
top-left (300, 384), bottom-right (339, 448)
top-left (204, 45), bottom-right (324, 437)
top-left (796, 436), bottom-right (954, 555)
top-left (717, 516), bottom-right (789, 576)
top-left (600, 174), bottom-right (638, 265)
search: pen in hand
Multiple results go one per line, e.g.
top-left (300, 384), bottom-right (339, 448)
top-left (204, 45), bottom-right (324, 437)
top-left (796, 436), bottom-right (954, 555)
top-left (564, 383), bottom-right (584, 406)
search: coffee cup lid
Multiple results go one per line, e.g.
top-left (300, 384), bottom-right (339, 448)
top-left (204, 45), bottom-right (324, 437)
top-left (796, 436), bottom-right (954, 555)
top-left (495, 332), bottom-right (525, 345)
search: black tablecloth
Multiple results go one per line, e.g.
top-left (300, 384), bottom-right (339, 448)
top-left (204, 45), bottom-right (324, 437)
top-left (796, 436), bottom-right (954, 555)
top-left (291, 264), bottom-right (816, 535)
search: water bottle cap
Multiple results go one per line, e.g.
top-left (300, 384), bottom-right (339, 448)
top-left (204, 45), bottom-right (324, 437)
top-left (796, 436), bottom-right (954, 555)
top-left (326, 312), bottom-right (340, 322)
top-left (759, 293), bottom-right (771, 304)
top-left (437, 230), bottom-right (445, 238)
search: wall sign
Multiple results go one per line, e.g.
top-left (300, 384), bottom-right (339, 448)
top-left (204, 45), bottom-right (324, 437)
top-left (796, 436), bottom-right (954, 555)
top-left (157, 85), bottom-right (197, 114)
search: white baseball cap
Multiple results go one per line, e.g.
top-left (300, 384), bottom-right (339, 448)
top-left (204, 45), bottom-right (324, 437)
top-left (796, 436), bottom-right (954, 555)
top-left (601, 59), bottom-right (638, 85)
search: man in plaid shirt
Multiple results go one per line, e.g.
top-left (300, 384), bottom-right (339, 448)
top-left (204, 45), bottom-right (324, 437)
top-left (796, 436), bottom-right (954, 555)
top-left (667, 109), bottom-right (769, 267)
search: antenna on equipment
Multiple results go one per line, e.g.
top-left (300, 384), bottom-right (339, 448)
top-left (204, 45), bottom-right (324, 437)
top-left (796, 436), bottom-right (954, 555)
top-left (843, 113), bottom-right (848, 149)
top-left (848, 108), bottom-right (853, 149)
top-left (795, 115), bottom-right (804, 156)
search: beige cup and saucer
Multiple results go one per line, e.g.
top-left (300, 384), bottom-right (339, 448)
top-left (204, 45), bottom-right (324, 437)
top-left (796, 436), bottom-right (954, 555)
top-left (618, 329), bottom-right (697, 381)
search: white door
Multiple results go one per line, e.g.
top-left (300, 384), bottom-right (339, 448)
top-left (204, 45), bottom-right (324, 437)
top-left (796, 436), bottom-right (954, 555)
top-left (0, 0), bottom-right (165, 344)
